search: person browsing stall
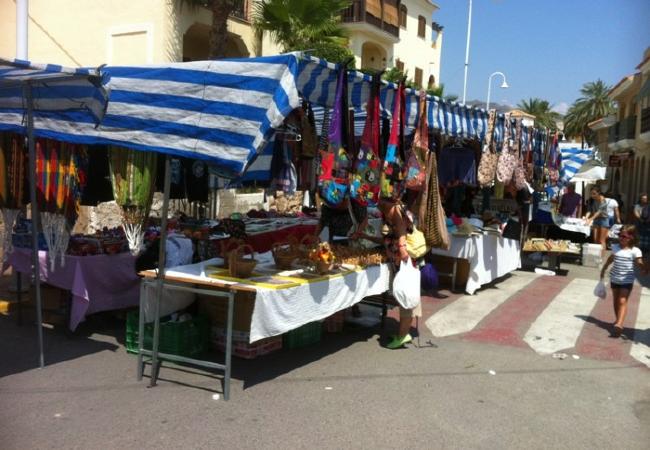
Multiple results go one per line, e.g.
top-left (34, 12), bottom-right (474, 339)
top-left (558, 183), bottom-right (582, 218)
top-left (584, 187), bottom-right (610, 258)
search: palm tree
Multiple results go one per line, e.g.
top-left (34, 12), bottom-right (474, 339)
top-left (180, 0), bottom-right (240, 59)
top-left (517, 98), bottom-right (562, 130)
top-left (563, 79), bottom-right (616, 147)
top-left (252, 0), bottom-right (351, 53)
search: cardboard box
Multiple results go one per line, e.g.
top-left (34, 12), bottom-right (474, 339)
top-left (197, 291), bottom-right (255, 332)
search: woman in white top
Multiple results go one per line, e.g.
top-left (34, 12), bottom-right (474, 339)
top-left (605, 194), bottom-right (621, 227)
top-left (600, 225), bottom-right (648, 337)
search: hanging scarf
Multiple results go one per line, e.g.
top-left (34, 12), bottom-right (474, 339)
top-left (270, 138), bottom-right (297, 195)
top-left (380, 82), bottom-right (406, 201)
top-left (350, 73), bottom-right (382, 207)
top-left (318, 68), bottom-right (352, 206)
top-left (109, 146), bottom-right (158, 254)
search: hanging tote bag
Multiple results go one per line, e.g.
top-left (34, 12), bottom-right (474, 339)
top-left (404, 92), bottom-right (428, 192)
top-left (350, 74), bottom-right (382, 207)
top-left (380, 83), bottom-right (407, 200)
top-left (477, 110), bottom-right (498, 187)
top-left (512, 119), bottom-right (528, 190)
top-left (418, 145), bottom-right (450, 250)
top-left (318, 68), bottom-right (352, 206)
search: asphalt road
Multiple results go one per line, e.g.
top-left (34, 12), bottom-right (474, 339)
top-left (1, 292), bottom-right (648, 450)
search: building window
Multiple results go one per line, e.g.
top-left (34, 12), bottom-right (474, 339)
top-left (414, 67), bottom-right (423, 88)
top-left (418, 16), bottom-right (426, 38)
top-left (396, 59), bottom-right (405, 73)
top-left (399, 5), bottom-right (407, 28)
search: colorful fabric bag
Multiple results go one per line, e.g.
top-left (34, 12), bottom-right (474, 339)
top-left (477, 110), bottom-right (498, 187)
top-left (496, 114), bottom-right (518, 184)
top-left (319, 69), bottom-right (352, 206)
top-left (380, 83), bottom-right (406, 200)
top-left (404, 92), bottom-right (428, 192)
top-left (350, 74), bottom-right (382, 207)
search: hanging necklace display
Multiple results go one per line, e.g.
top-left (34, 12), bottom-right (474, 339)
top-left (35, 139), bottom-right (85, 269)
top-left (350, 72), bottom-right (382, 207)
top-left (0, 133), bottom-right (26, 262)
top-left (109, 146), bottom-right (157, 255)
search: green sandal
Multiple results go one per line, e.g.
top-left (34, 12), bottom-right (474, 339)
top-left (387, 334), bottom-right (412, 349)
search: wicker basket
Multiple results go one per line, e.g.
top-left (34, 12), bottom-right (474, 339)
top-left (229, 244), bottom-right (257, 278)
top-left (272, 240), bottom-right (298, 270)
top-left (298, 234), bottom-right (319, 261)
top-left (315, 259), bottom-right (334, 275)
top-left (220, 238), bottom-right (244, 268)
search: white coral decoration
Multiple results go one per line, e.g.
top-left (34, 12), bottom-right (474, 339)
top-left (123, 221), bottom-right (145, 255)
top-left (1, 208), bottom-right (20, 262)
top-left (40, 212), bottom-right (70, 270)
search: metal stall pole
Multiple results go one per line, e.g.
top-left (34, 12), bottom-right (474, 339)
top-left (224, 292), bottom-right (234, 400)
top-left (25, 83), bottom-right (45, 368)
top-left (136, 281), bottom-right (146, 381)
top-left (149, 155), bottom-right (171, 387)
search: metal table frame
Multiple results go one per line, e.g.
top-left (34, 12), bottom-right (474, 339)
top-left (136, 277), bottom-right (236, 400)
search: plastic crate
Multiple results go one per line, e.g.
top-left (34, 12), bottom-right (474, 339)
top-left (210, 327), bottom-right (282, 359)
top-left (283, 321), bottom-right (322, 349)
top-left (125, 311), bottom-right (209, 357)
top-left (323, 310), bottom-right (345, 333)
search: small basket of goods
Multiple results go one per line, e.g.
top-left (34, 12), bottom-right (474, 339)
top-left (297, 234), bottom-right (320, 262)
top-left (220, 238), bottom-right (245, 268)
top-left (309, 242), bottom-right (336, 275)
top-left (272, 237), bottom-right (299, 270)
top-left (228, 244), bottom-right (257, 278)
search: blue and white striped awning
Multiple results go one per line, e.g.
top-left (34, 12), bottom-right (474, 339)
top-left (0, 57), bottom-right (109, 124)
top-left (560, 146), bottom-right (594, 185)
top-left (0, 54), bottom-right (301, 177)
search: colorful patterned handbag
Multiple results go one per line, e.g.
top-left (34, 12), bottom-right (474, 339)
top-left (380, 83), bottom-right (406, 200)
top-left (318, 69), bottom-right (352, 206)
top-left (477, 110), bottom-right (498, 187)
top-left (350, 74), bottom-right (382, 207)
top-left (404, 91), bottom-right (428, 192)
top-left (497, 113), bottom-right (518, 184)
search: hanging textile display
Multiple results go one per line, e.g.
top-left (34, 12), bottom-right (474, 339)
top-left (318, 68), bottom-right (352, 206)
top-left (270, 138), bottom-right (297, 195)
top-left (418, 140), bottom-right (450, 250)
top-left (496, 113), bottom-right (518, 184)
top-left (350, 73), bottom-right (382, 207)
top-left (513, 119), bottom-right (528, 190)
top-left (546, 132), bottom-right (561, 186)
top-left (109, 146), bottom-right (157, 255)
top-left (477, 110), bottom-right (498, 187)
top-left (0, 133), bottom-right (27, 262)
top-left (299, 102), bottom-right (318, 159)
top-left (380, 82), bottom-right (406, 200)
top-left (404, 91), bottom-right (428, 192)
top-left (35, 139), bottom-right (87, 269)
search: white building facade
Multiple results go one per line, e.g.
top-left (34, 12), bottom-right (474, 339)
top-left (341, 0), bottom-right (443, 88)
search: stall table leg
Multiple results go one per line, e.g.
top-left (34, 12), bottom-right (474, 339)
top-left (16, 272), bottom-right (22, 326)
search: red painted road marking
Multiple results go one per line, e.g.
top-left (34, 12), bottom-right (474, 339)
top-left (574, 282), bottom-right (642, 363)
top-left (462, 276), bottom-right (572, 348)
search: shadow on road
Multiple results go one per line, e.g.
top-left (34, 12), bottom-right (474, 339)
top-left (575, 314), bottom-right (650, 345)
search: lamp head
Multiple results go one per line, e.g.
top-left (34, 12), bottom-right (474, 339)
top-left (500, 80), bottom-right (509, 89)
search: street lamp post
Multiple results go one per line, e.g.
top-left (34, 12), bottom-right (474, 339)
top-left (461, 0), bottom-right (473, 105)
top-left (486, 71), bottom-right (509, 111)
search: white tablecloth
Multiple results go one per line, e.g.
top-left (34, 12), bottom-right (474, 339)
top-left (162, 253), bottom-right (391, 343)
top-left (430, 234), bottom-right (521, 295)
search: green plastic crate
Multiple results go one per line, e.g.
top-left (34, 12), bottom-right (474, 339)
top-left (125, 311), bottom-right (209, 357)
top-left (283, 321), bottom-right (322, 349)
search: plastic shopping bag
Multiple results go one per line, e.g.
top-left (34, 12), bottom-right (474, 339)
top-left (593, 280), bottom-right (607, 299)
top-left (392, 258), bottom-right (421, 310)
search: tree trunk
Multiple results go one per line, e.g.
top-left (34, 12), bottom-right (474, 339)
top-left (208, 1), bottom-right (236, 59)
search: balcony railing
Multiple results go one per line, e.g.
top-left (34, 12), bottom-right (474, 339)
top-left (230, 0), bottom-right (249, 22)
top-left (642, 107), bottom-right (650, 134)
top-left (341, 1), bottom-right (400, 38)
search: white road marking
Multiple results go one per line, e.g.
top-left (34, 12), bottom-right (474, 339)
top-left (425, 272), bottom-right (537, 337)
top-left (523, 278), bottom-right (599, 355)
top-left (630, 286), bottom-right (650, 368)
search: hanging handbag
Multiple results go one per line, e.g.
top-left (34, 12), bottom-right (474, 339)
top-left (512, 119), bottom-right (527, 190)
top-left (477, 110), bottom-right (498, 187)
top-left (496, 113), bottom-right (518, 184)
top-left (418, 146), bottom-right (450, 250)
top-left (300, 103), bottom-right (317, 159)
top-left (350, 74), bottom-right (382, 207)
top-left (318, 68), bottom-right (352, 206)
top-left (380, 83), bottom-right (406, 201)
top-left (404, 92), bottom-right (428, 192)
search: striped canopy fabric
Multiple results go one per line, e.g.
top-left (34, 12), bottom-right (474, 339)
top-left (0, 54), bottom-right (301, 177)
top-left (559, 147), bottom-right (594, 185)
top-left (0, 57), bottom-right (109, 124)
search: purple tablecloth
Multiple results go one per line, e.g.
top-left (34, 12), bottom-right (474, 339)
top-left (6, 248), bottom-right (140, 331)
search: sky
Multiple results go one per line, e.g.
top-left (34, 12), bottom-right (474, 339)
top-left (433, 0), bottom-right (650, 113)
